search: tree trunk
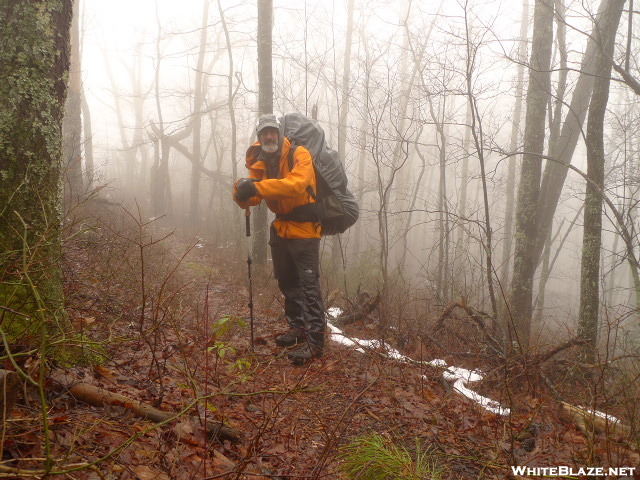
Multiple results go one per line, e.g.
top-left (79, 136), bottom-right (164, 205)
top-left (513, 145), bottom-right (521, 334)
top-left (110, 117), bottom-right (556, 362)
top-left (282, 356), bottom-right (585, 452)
top-left (509, 0), bottom-right (554, 347)
top-left (547, 0), bottom-right (568, 154)
top-left (398, 126), bottom-right (428, 271)
top-left (433, 97), bottom-right (450, 302)
top-left (578, 0), bottom-right (625, 361)
top-left (62, 0), bottom-right (84, 208)
top-left (529, 0), bottom-right (567, 325)
top-left (189, 0), bottom-right (210, 230)
top-left (500, 0), bottom-right (529, 292)
top-left (151, 4), bottom-right (172, 219)
top-left (534, 0), bottom-right (615, 265)
top-left (81, 84), bottom-right (94, 188)
top-left (253, 0), bottom-right (274, 265)
top-left (329, 0), bottom-right (355, 285)
top-left (352, 104), bottom-right (369, 260)
top-left (218, 0), bottom-right (240, 237)
top-left (105, 44), bottom-right (147, 198)
top-left (463, 6), bottom-right (499, 318)
top-left (337, 0), bottom-right (355, 164)
top-left (455, 100), bottom-right (472, 273)
top-left (0, 0), bottom-right (73, 338)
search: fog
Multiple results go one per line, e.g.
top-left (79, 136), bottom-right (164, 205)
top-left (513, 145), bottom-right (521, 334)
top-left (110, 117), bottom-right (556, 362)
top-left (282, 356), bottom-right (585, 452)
top-left (72, 0), bottom-right (640, 343)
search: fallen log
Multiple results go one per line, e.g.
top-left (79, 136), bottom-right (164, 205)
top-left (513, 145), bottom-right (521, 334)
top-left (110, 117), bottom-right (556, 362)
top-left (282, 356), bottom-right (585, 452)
top-left (67, 382), bottom-right (241, 443)
top-left (559, 401), bottom-right (637, 448)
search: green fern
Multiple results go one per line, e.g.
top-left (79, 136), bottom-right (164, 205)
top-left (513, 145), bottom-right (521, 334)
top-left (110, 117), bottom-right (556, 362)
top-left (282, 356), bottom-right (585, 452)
top-left (339, 434), bottom-right (442, 480)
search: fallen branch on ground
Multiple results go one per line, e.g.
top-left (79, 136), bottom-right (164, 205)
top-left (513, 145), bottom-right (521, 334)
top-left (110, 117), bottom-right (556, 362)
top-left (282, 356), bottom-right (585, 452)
top-left (431, 301), bottom-right (503, 356)
top-left (559, 401), bottom-right (638, 449)
top-left (530, 337), bottom-right (587, 365)
top-left (65, 382), bottom-right (241, 443)
top-left (333, 292), bottom-right (381, 327)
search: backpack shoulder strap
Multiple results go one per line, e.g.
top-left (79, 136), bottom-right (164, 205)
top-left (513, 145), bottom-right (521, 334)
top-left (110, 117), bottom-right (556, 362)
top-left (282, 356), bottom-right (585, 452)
top-left (287, 144), bottom-right (297, 172)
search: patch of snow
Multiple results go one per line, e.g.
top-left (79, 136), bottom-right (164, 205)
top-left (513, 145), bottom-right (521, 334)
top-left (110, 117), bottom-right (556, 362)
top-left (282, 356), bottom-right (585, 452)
top-left (435, 362), bottom-right (509, 416)
top-left (579, 406), bottom-right (622, 425)
top-left (327, 317), bottom-right (510, 416)
top-left (326, 313), bottom-right (618, 421)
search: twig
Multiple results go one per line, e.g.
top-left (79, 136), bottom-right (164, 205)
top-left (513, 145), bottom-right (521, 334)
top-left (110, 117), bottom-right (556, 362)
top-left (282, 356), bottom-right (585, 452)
top-left (530, 337), bottom-right (587, 365)
top-left (333, 292), bottom-right (381, 327)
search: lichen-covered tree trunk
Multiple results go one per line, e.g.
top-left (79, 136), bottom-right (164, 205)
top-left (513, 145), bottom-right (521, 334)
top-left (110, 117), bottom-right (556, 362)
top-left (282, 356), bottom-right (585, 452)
top-left (578, 0), bottom-right (625, 360)
top-left (534, 0), bottom-right (615, 265)
top-left (509, 0), bottom-right (554, 348)
top-left (500, 0), bottom-right (529, 294)
top-left (0, 0), bottom-right (73, 337)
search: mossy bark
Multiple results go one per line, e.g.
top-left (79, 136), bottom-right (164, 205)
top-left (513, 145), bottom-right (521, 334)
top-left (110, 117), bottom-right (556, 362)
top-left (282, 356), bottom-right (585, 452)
top-left (0, 1), bottom-right (73, 342)
top-left (509, 0), bottom-right (554, 348)
top-left (578, 0), bottom-right (625, 361)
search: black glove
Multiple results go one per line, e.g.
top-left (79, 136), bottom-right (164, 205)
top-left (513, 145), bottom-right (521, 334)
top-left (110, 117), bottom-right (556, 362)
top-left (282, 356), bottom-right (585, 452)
top-left (236, 178), bottom-right (259, 202)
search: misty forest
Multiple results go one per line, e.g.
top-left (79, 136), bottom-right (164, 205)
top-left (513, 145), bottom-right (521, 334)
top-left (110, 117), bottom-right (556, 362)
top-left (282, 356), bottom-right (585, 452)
top-left (3, 0), bottom-right (640, 478)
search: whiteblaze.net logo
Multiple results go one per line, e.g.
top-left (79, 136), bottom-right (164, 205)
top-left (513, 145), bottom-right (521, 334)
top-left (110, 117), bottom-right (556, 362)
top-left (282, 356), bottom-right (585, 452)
top-left (511, 466), bottom-right (636, 477)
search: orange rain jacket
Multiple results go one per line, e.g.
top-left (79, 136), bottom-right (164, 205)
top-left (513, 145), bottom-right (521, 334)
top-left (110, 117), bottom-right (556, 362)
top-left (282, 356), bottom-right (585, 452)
top-left (233, 137), bottom-right (321, 239)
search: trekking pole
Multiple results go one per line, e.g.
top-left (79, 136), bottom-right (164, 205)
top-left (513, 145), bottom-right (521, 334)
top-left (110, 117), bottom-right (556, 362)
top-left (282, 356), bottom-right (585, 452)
top-left (245, 207), bottom-right (255, 351)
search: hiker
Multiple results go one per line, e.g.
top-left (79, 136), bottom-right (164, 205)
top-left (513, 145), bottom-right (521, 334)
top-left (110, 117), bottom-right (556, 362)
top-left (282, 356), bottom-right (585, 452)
top-left (233, 113), bottom-right (325, 364)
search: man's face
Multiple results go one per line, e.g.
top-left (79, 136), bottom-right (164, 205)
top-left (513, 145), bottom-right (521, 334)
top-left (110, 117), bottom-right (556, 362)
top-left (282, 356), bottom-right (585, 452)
top-left (259, 127), bottom-right (279, 154)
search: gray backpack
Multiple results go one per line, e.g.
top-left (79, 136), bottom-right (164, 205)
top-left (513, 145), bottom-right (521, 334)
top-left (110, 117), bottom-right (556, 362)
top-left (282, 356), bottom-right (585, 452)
top-left (277, 113), bottom-right (359, 236)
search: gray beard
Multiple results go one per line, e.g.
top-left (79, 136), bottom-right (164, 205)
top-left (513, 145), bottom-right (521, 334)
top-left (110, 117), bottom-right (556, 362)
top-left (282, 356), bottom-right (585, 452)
top-left (262, 143), bottom-right (278, 154)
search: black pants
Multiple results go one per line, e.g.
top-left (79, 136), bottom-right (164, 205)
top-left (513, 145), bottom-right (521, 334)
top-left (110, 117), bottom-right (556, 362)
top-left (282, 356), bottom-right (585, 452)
top-left (269, 225), bottom-right (325, 350)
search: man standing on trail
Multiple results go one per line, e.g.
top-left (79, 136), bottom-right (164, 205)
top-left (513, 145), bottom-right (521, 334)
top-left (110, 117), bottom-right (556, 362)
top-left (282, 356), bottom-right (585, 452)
top-left (233, 114), bottom-right (325, 365)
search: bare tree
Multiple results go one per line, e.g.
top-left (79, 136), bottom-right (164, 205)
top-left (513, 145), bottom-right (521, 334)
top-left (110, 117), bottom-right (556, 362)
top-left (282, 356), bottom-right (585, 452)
top-left (188, 0), bottom-right (211, 230)
top-left (252, 0), bottom-right (274, 264)
top-left (578, 0), bottom-right (625, 360)
top-left (62, 0), bottom-right (84, 207)
top-left (327, 0), bottom-right (356, 281)
top-left (530, 0), bottom-right (568, 319)
top-left (463, 7), bottom-right (500, 319)
top-left (81, 85), bottom-right (95, 187)
top-left (509, 0), bottom-right (554, 347)
top-left (534, 0), bottom-right (616, 265)
top-left (399, 0), bottom-right (445, 274)
top-left (104, 45), bottom-right (150, 201)
top-left (499, 0), bottom-right (529, 293)
top-left (218, 0), bottom-right (239, 186)
top-left (150, 6), bottom-right (172, 219)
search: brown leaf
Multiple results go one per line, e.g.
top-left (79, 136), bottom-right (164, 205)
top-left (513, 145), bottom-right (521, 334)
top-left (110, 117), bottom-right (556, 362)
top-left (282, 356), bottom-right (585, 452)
top-left (133, 465), bottom-right (169, 480)
top-left (174, 419), bottom-right (207, 446)
top-left (94, 365), bottom-right (117, 384)
top-left (268, 442), bottom-right (287, 454)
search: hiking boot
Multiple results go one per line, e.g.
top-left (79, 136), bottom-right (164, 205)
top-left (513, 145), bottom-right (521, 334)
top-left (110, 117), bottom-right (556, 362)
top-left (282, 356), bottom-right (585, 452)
top-left (287, 343), bottom-right (323, 366)
top-left (275, 329), bottom-right (305, 348)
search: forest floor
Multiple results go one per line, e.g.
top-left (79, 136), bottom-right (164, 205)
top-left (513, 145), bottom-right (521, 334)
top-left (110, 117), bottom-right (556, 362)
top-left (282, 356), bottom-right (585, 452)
top-left (4, 206), bottom-right (640, 479)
